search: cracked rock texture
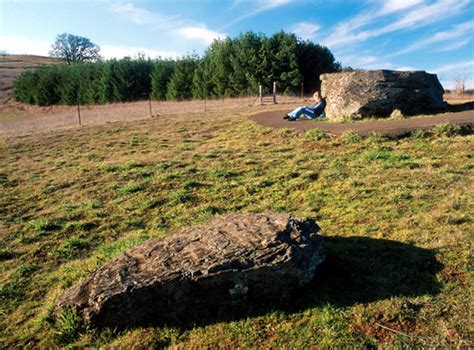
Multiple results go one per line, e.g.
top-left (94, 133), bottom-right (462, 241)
top-left (57, 213), bottom-right (325, 328)
top-left (320, 70), bottom-right (445, 120)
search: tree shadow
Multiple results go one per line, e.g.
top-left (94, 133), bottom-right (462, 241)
top-left (115, 236), bottom-right (443, 331)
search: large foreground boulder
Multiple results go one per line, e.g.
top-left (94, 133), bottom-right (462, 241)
top-left (320, 70), bottom-right (445, 120)
top-left (57, 213), bottom-right (325, 328)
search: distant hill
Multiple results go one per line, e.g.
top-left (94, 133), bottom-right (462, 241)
top-left (0, 54), bottom-right (61, 104)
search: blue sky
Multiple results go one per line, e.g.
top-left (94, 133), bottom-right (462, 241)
top-left (1, 0), bottom-right (473, 89)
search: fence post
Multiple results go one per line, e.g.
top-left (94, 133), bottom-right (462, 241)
top-left (259, 85), bottom-right (263, 105)
top-left (204, 98), bottom-right (207, 112)
top-left (77, 102), bottom-right (82, 126)
top-left (272, 81), bottom-right (277, 104)
top-left (301, 82), bottom-right (304, 99)
top-left (149, 97), bottom-right (153, 118)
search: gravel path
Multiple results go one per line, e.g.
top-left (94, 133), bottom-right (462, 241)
top-left (250, 109), bottom-right (474, 137)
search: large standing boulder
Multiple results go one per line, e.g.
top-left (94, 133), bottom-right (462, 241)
top-left (320, 70), bottom-right (445, 120)
top-left (57, 213), bottom-right (325, 328)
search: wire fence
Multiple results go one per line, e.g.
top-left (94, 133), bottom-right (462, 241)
top-left (0, 93), bottom-right (309, 137)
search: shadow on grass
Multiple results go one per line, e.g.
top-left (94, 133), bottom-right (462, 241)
top-left (211, 236), bottom-right (443, 321)
top-left (292, 236), bottom-right (443, 309)
top-left (103, 236), bottom-right (443, 332)
top-left (189, 236), bottom-right (441, 330)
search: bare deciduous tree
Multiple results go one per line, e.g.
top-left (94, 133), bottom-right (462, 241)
top-left (454, 75), bottom-right (465, 95)
top-left (49, 33), bottom-right (100, 64)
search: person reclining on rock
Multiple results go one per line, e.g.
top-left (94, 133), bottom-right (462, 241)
top-left (284, 91), bottom-right (326, 121)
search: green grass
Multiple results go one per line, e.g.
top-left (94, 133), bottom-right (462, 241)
top-left (54, 307), bottom-right (82, 344)
top-left (342, 130), bottom-right (362, 143)
top-left (0, 110), bottom-right (472, 348)
top-left (433, 122), bottom-right (462, 137)
top-left (304, 128), bottom-right (327, 141)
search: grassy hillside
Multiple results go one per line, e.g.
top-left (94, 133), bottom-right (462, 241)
top-left (0, 54), bottom-right (60, 104)
top-left (0, 111), bottom-right (472, 348)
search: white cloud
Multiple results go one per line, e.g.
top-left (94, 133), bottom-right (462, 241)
top-left (291, 22), bottom-right (320, 40)
top-left (437, 39), bottom-right (471, 52)
top-left (430, 60), bottom-right (474, 74)
top-left (323, 0), bottom-right (423, 48)
top-left (221, 0), bottom-right (291, 29)
top-left (324, 0), bottom-right (470, 49)
top-left (0, 34), bottom-right (181, 59)
top-left (341, 55), bottom-right (380, 66)
top-left (323, 12), bottom-right (374, 48)
top-left (110, 1), bottom-right (176, 26)
top-left (230, 0), bottom-right (242, 9)
top-left (177, 26), bottom-right (226, 45)
top-left (381, 0), bottom-right (470, 35)
top-left (379, 0), bottom-right (425, 14)
top-left (429, 20), bottom-right (474, 42)
top-left (338, 54), bottom-right (395, 70)
top-left (0, 35), bottom-right (50, 56)
top-left (430, 60), bottom-right (474, 90)
top-left (258, 0), bottom-right (292, 11)
top-left (101, 45), bottom-right (181, 59)
top-left (388, 20), bottom-right (474, 57)
top-left (109, 1), bottom-right (227, 46)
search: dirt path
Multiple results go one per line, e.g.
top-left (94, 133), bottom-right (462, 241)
top-left (251, 109), bottom-right (474, 137)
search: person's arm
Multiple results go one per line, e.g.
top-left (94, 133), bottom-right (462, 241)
top-left (307, 101), bottom-right (323, 111)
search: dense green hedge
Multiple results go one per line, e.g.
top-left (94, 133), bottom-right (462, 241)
top-left (13, 31), bottom-right (340, 106)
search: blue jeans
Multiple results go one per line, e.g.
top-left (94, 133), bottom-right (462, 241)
top-left (289, 101), bottom-right (325, 120)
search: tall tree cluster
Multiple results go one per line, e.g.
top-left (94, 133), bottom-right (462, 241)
top-left (14, 31), bottom-right (340, 106)
top-left (192, 31), bottom-right (340, 98)
top-left (13, 59), bottom-right (153, 106)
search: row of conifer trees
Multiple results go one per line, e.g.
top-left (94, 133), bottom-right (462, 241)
top-left (13, 31), bottom-right (341, 106)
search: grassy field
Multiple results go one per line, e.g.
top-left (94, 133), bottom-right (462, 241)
top-left (0, 109), bottom-right (472, 348)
